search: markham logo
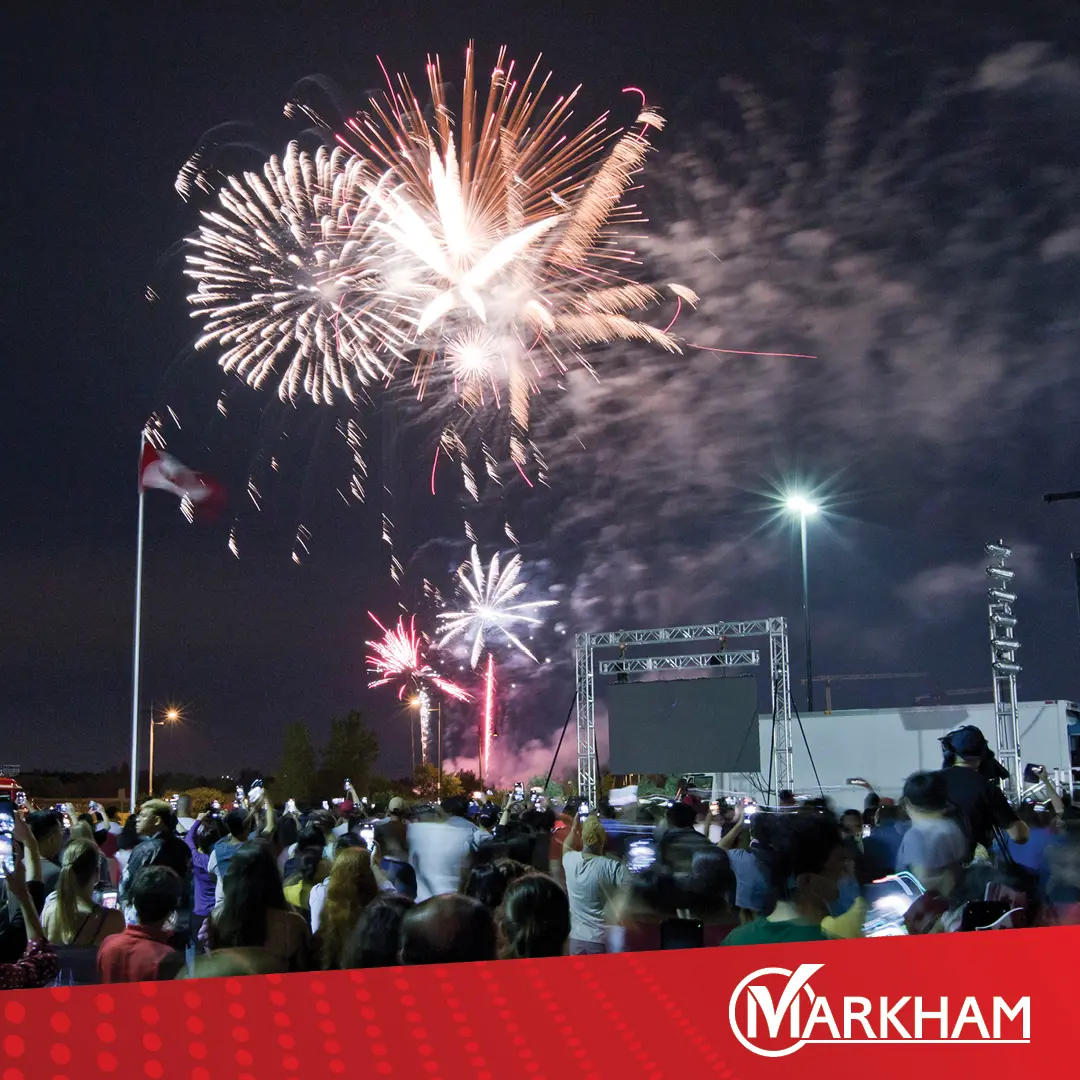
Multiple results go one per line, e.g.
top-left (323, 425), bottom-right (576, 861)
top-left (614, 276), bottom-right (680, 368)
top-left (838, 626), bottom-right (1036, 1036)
top-left (728, 964), bottom-right (1030, 1058)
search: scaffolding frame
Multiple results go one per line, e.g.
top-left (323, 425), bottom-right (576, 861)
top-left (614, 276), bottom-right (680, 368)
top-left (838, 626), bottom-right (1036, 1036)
top-left (574, 619), bottom-right (793, 806)
top-left (986, 542), bottom-right (1022, 799)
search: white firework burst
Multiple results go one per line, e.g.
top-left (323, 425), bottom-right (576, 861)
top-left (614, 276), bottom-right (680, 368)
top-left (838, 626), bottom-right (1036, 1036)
top-left (437, 545), bottom-right (556, 668)
top-left (184, 140), bottom-right (408, 405)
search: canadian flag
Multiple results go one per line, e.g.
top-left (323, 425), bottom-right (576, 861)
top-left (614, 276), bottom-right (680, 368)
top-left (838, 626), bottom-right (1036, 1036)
top-left (139, 441), bottom-right (226, 522)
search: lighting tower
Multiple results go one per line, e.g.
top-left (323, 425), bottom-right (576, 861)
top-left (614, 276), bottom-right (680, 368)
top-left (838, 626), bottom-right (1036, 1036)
top-left (986, 541), bottom-right (1022, 799)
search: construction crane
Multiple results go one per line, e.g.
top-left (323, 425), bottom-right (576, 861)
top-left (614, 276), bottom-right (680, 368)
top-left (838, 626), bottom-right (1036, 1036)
top-left (914, 687), bottom-right (992, 707)
top-left (800, 673), bottom-right (929, 714)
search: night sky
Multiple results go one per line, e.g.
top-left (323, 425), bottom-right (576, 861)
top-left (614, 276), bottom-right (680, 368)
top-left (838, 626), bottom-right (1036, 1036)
top-left (6, 2), bottom-right (1080, 783)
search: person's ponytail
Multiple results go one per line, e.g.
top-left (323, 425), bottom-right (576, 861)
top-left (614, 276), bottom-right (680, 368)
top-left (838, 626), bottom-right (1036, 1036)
top-left (54, 864), bottom-right (80, 944)
top-left (53, 839), bottom-right (99, 944)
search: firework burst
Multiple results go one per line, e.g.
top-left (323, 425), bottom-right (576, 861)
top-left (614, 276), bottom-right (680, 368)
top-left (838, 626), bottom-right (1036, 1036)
top-left (183, 47), bottom-right (695, 486)
top-left (184, 141), bottom-right (408, 406)
top-left (365, 612), bottom-right (470, 702)
top-left (437, 545), bottom-right (557, 669)
top-left (343, 45), bottom-right (697, 464)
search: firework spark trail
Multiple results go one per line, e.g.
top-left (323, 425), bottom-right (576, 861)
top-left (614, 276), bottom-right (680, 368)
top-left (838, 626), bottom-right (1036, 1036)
top-left (437, 545), bottom-right (557, 669)
top-left (482, 653), bottom-right (496, 785)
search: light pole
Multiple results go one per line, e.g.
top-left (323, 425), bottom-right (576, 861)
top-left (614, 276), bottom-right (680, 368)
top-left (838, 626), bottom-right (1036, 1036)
top-left (148, 706), bottom-right (180, 798)
top-left (785, 495), bottom-right (819, 713)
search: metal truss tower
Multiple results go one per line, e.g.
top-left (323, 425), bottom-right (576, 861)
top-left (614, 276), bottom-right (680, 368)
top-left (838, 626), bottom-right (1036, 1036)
top-left (986, 542), bottom-right (1022, 799)
top-left (574, 619), bottom-right (794, 806)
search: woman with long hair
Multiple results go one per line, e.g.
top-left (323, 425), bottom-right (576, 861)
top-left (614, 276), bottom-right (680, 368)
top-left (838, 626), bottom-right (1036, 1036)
top-left (498, 873), bottom-right (571, 959)
top-left (77, 813), bottom-right (120, 887)
top-left (283, 825), bottom-right (331, 916)
top-left (41, 839), bottom-right (124, 947)
top-left (342, 894), bottom-right (413, 969)
top-left (316, 848), bottom-right (379, 970)
top-left (464, 858), bottom-right (528, 911)
top-left (69, 819), bottom-right (114, 891)
top-left (202, 841), bottom-right (310, 973)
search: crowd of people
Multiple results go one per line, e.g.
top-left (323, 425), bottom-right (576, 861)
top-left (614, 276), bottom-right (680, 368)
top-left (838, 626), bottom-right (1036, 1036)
top-left (1, 723), bottom-right (1078, 989)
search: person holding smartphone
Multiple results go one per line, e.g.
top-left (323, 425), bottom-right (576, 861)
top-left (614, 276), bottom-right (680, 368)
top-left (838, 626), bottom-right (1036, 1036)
top-left (561, 814), bottom-right (629, 955)
top-left (0, 844), bottom-right (59, 989)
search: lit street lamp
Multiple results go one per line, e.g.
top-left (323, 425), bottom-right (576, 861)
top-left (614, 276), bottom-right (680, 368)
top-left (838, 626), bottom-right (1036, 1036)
top-left (785, 494), bottom-right (819, 713)
top-left (148, 705), bottom-right (181, 797)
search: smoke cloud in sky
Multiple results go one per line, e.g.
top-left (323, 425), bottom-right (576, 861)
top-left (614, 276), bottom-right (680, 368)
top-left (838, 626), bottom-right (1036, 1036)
top-left (530, 42), bottom-right (1080, 665)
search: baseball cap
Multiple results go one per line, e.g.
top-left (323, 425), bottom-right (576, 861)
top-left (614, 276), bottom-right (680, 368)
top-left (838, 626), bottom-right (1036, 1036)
top-left (387, 797), bottom-right (406, 813)
top-left (944, 726), bottom-right (987, 758)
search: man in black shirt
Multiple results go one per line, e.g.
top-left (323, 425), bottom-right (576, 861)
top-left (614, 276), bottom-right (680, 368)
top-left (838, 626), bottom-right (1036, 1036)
top-left (938, 726), bottom-right (1028, 859)
top-left (119, 801), bottom-right (192, 908)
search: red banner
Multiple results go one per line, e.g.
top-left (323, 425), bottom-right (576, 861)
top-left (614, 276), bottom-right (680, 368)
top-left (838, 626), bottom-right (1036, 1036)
top-left (2, 928), bottom-right (1070, 1079)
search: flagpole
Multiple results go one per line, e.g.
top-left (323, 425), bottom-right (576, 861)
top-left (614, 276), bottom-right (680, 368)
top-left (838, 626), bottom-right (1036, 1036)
top-left (129, 435), bottom-right (146, 815)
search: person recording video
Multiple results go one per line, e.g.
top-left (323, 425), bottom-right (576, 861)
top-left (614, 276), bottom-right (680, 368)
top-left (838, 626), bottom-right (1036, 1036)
top-left (938, 726), bottom-right (1028, 860)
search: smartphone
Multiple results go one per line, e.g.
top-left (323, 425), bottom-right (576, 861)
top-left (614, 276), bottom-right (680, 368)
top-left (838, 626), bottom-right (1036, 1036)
top-left (513, 782), bottom-right (525, 802)
top-left (93, 889), bottom-right (119, 910)
top-left (322, 800), bottom-right (330, 811)
top-left (577, 801), bottom-right (590, 820)
top-left (236, 785), bottom-right (245, 803)
top-left (344, 779), bottom-right (351, 791)
top-left (660, 918), bottom-right (704, 950)
top-left (0, 798), bottom-right (15, 876)
top-left (1022, 763), bottom-right (1042, 784)
top-left (285, 799), bottom-right (298, 815)
top-left (14, 792), bottom-right (26, 808)
top-left (211, 800), bottom-right (222, 811)
top-left (359, 825), bottom-right (375, 849)
top-left (862, 872), bottom-right (925, 938)
top-left (627, 839), bottom-right (657, 873)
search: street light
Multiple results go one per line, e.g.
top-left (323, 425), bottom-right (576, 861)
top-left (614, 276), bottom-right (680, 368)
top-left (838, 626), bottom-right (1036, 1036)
top-left (148, 705), bottom-right (181, 798)
top-left (785, 494), bottom-right (819, 712)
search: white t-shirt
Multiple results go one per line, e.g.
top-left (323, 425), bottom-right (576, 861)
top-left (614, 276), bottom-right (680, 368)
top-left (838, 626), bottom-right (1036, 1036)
top-left (562, 851), bottom-right (629, 943)
top-left (407, 822), bottom-right (474, 902)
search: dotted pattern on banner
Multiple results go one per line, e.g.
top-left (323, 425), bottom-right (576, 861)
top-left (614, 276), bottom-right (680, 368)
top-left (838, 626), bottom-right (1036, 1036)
top-left (0, 949), bottom-right (759, 1080)
top-left (625, 955), bottom-right (735, 1079)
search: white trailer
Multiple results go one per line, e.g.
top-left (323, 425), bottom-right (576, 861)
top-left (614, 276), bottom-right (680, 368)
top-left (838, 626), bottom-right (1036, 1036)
top-left (712, 699), bottom-right (1080, 810)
